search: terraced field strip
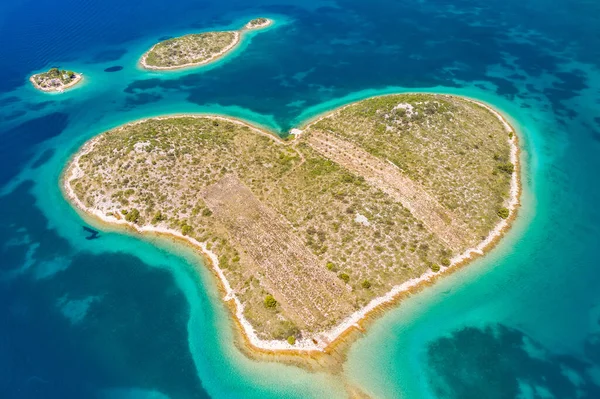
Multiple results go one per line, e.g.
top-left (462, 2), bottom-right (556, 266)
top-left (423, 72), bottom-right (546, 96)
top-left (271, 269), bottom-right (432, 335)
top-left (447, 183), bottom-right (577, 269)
top-left (202, 175), bottom-right (354, 330)
top-left (307, 131), bottom-right (471, 251)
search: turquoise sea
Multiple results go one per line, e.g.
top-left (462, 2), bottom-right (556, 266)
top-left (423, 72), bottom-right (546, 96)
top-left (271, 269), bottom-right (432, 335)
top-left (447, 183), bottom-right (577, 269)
top-left (1, 0), bottom-right (599, 398)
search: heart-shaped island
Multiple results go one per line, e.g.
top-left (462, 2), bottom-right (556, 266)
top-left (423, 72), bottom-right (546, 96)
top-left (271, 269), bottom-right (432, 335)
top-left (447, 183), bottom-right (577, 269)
top-left (63, 93), bottom-right (519, 357)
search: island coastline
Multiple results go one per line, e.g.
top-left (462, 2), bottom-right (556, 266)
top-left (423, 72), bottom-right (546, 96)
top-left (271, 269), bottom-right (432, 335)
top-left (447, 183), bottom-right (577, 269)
top-left (139, 18), bottom-right (273, 71)
top-left (61, 95), bottom-right (522, 370)
top-left (30, 72), bottom-right (83, 93)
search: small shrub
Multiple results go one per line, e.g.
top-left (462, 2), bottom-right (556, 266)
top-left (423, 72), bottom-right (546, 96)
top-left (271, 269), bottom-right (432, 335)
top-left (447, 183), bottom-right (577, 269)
top-left (361, 279), bottom-right (371, 289)
top-left (326, 261), bottom-right (337, 271)
top-left (125, 208), bottom-right (140, 223)
top-left (264, 294), bottom-right (277, 308)
top-left (497, 162), bottom-right (515, 174)
top-left (338, 272), bottom-right (350, 283)
top-left (202, 208), bottom-right (212, 217)
top-left (440, 257), bottom-right (451, 267)
top-left (287, 336), bottom-right (296, 345)
top-left (430, 263), bottom-right (440, 272)
top-left (181, 224), bottom-right (193, 235)
top-left (497, 207), bottom-right (510, 219)
top-left (508, 132), bottom-right (514, 139)
top-left (219, 255), bottom-right (229, 269)
top-left (152, 211), bottom-right (166, 224)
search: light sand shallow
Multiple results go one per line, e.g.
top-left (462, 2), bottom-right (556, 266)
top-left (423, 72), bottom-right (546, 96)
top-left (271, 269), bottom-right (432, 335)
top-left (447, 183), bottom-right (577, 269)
top-left (62, 96), bottom-right (521, 366)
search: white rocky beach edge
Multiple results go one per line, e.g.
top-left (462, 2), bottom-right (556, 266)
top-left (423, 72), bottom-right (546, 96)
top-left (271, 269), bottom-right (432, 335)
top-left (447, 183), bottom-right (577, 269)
top-left (139, 18), bottom-right (272, 71)
top-left (63, 97), bottom-right (520, 353)
top-left (30, 73), bottom-right (83, 93)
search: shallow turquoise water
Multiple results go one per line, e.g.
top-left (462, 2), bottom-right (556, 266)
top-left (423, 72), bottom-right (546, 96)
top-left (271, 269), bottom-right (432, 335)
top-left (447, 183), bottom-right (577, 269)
top-left (1, 0), bottom-right (599, 398)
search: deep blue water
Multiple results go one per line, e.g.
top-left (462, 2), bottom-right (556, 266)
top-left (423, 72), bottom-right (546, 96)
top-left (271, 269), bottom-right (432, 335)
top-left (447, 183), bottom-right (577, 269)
top-left (1, 0), bottom-right (599, 398)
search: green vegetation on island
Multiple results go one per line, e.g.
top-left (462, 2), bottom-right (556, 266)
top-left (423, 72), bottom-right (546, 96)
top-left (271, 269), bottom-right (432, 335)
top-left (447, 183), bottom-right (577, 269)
top-left (245, 18), bottom-right (272, 30)
top-left (264, 294), bottom-right (278, 308)
top-left (306, 94), bottom-right (515, 246)
top-left (140, 18), bottom-right (272, 70)
top-left (65, 94), bottom-right (516, 342)
top-left (30, 67), bottom-right (82, 92)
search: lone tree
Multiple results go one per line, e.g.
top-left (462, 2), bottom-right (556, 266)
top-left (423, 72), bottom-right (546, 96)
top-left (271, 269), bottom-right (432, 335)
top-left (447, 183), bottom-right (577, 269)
top-left (264, 294), bottom-right (277, 308)
top-left (181, 224), bottom-right (193, 235)
top-left (151, 211), bottom-right (166, 224)
top-left (497, 162), bottom-right (515, 174)
top-left (125, 208), bottom-right (140, 224)
top-left (338, 272), bottom-right (350, 283)
top-left (497, 207), bottom-right (510, 219)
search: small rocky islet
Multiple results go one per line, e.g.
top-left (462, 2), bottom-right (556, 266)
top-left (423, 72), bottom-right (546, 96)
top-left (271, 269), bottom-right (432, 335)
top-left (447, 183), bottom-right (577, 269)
top-left (30, 67), bottom-right (83, 93)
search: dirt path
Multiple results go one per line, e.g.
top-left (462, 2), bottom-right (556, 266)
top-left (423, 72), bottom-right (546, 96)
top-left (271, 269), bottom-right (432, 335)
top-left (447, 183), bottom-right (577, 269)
top-left (307, 130), bottom-right (473, 251)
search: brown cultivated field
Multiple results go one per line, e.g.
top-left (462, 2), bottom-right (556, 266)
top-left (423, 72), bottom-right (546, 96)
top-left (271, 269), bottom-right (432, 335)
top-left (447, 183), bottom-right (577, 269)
top-left (306, 130), bottom-right (472, 251)
top-left (203, 175), bottom-right (353, 332)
